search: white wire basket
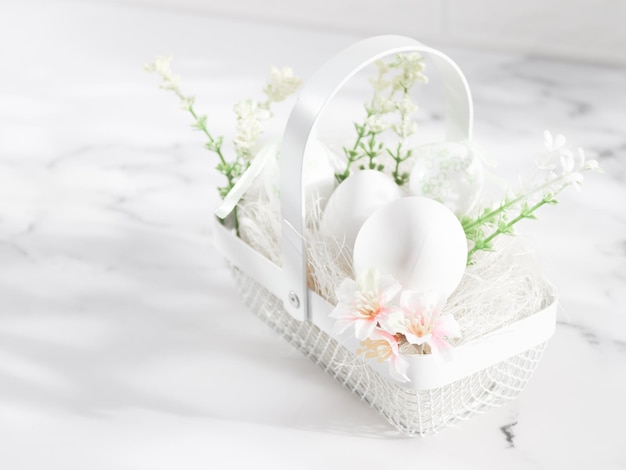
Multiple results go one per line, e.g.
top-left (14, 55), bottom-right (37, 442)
top-left (213, 35), bottom-right (557, 436)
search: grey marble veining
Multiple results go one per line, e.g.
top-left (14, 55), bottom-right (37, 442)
top-left (1, 0), bottom-right (625, 468)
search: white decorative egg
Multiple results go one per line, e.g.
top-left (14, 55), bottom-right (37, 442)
top-left (409, 141), bottom-right (484, 217)
top-left (248, 139), bottom-right (341, 213)
top-left (353, 196), bottom-right (467, 298)
top-left (303, 139), bottom-right (343, 212)
top-left (319, 170), bottom-right (402, 251)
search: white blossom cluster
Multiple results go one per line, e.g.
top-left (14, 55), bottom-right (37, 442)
top-left (146, 55), bottom-right (303, 214)
top-left (534, 131), bottom-right (600, 195)
top-left (262, 66), bottom-right (303, 103)
top-left (234, 67), bottom-right (302, 160)
top-left (144, 55), bottom-right (195, 110)
top-left (232, 100), bottom-right (271, 159)
top-left (366, 53), bottom-right (428, 139)
top-left (463, 131), bottom-right (602, 262)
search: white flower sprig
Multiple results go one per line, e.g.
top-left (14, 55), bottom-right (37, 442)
top-left (144, 55), bottom-right (188, 104)
top-left (262, 66), bottom-right (303, 103)
top-left (462, 131), bottom-right (602, 264)
top-left (234, 67), bottom-right (302, 161)
top-left (335, 53), bottom-right (428, 185)
top-left (232, 99), bottom-right (271, 161)
top-left (145, 55), bottom-right (236, 198)
top-left (146, 57), bottom-right (302, 232)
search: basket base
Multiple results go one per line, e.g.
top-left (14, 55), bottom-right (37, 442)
top-left (231, 266), bottom-right (546, 436)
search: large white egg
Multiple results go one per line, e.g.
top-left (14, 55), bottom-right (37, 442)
top-left (409, 141), bottom-right (484, 217)
top-left (353, 197), bottom-right (467, 297)
top-left (319, 170), bottom-right (402, 251)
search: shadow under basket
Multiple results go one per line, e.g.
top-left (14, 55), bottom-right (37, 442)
top-left (231, 266), bottom-right (547, 436)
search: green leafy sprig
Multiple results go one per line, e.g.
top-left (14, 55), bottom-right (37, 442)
top-left (145, 56), bottom-right (302, 233)
top-left (335, 54), bottom-right (427, 185)
top-left (386, 142), bottom-right (413, 186)
top-left (462, 132), bottom-right (601, 264)
top-left (189, 109), bottom-right (242, 199)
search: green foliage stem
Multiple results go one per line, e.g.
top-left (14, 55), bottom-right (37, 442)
top-left (335, 111), bottom-right (384, 182)
top-left (187, 106), bottom-right (241, 234)
top-left (465, 196), bottom-right (556, 264)
top-left (386, 142), bottom-right (412, 186)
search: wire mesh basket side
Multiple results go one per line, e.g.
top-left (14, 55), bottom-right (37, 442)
top-left (230, 266), bottom-right (546, 435)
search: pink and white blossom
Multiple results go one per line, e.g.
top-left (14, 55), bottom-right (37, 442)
top-left (384, 290), bottom-right (461, 353)
top-left (330, 267), bottom-right (402, 340)
top-left (356, 328), bottom-right (410, 383)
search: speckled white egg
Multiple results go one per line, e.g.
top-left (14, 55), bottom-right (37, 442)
top-left (409, 142), bottom-right (484, 217)
top-left (353, 196), bottom-right (467, 297)
top-left (319, 170), bottom-right (402, 251)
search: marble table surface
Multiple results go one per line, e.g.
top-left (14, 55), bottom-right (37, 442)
top-left (1, 1), bottom-right (625, 469)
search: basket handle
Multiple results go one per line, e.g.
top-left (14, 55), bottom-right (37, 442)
top-left (279, 35), bottom-right (473, 320)
top-left (279, 35), bottom-right (473, 321)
